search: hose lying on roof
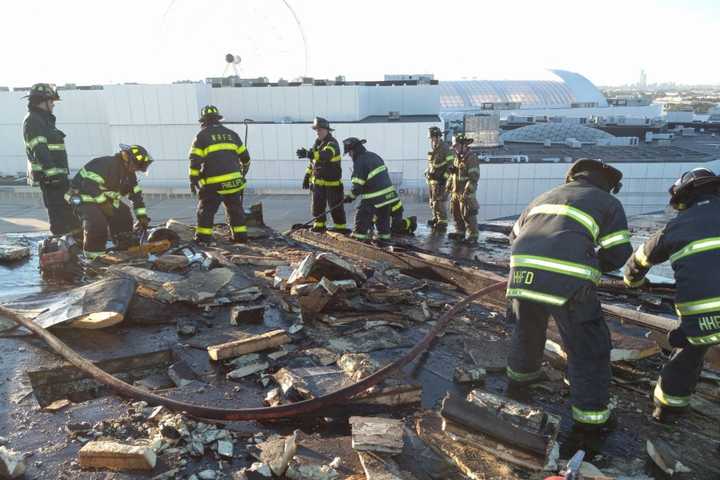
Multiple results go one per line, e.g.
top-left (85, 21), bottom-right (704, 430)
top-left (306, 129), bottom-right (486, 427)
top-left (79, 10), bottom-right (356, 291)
top-left (0, 281), bottom-right (506, 421)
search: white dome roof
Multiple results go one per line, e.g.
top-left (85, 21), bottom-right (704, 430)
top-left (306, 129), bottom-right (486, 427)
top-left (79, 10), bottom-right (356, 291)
top-left (501, 123), bottom-right (614, 144)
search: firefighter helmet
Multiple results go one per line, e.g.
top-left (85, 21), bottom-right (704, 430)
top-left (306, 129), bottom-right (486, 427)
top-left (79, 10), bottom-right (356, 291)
top-left (452, 133), bottom-right (473, 145)
top-left (120, 144), bottom-right (153, 172)
top-left (312, 117), bottom-right (334, 131)
top-left (428, 126), bottom-right (443, 138)
top-left (342, 137), bottom-right (367, 155)
top-left (199, 105), bottom-right (223, 123)
top-left (668, 167), bottom-right (720, 210)
top-left (565, 158), bottom-right (623, 194)
top-left (23, 83), bottom-right (60, 101)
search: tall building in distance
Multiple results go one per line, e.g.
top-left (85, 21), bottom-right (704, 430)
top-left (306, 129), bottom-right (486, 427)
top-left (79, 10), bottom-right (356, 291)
top-left (639, 69), bottom-right (647, 89)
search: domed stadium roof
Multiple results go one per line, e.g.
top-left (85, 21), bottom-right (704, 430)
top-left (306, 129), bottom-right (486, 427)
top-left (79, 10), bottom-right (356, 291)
top-left (500, 123), bottom-right (614, 144)
top-left (440, 69), bottom-right (607, 111)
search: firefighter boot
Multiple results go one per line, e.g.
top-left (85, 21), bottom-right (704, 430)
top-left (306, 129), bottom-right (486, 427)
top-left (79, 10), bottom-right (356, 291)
top-left (447, 230), bottom-right (466, 241)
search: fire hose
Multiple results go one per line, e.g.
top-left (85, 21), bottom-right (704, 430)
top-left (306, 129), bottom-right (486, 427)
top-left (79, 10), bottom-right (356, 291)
top-left (0, 281), bottom-right (506, 421)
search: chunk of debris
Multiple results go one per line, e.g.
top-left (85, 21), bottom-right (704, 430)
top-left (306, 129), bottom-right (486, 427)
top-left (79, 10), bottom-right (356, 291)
top-left (337, 353), bottom-right (379, 380)
top-left (197, 469), bottom-right (218, 479)
top-left (0, 245), bottom-right (30, 263)
top-left (167, 360), bottom-right (200, 388)
top-left (135, 372), bottom-right (175, 391)
top-left (288, 252), bottom-right (366, 286)
top-left (285, 459), bottom-right (340, 480)
top-left (353, 379), bottom-right (422, 408)
top-left (264, 388), bottom-right (283, 407)
top-left (207, 329), bottom-right (290, 361)
top-left (646, 438), bottom-right (692, 476)
top-left (327, 326), bottom-right (410, 353)
top-left (230, 305), bottom-right (266, 325)
top-left (273, 266), bottom-right (293, 289)
top-left (78, 441), bottom-right (157, 471)
top-left (232, 254), bottom-right (288, 267)
top-left (165, 219), bottom-right (195, 243)
top-left (297, 287), bottom-right (334, 315)
top-left (227, 361), bottom-right (269, 380)
top-left (152, 254), bottom-right (189, 272)
top-left (0, 446), bottom-right (26, 478)
top-left (305, 347), bottom-right (339, 366)
top-left (43, 398), bottom-right (72, 412)
top-left (176, 319), bottom-right (197, 336)
top-left (290, 283), bottom-right (317, 296)
top-left (357, 452), bottom-right (418, 480)
top-left (159, 267), bottom-right (235, 304)
top-left (217, 439), bottom-right (234, 458)
top-left (255, 431), bottom-right (297, 477)
top-left (453, 366), bottom-right (487, 384)
top-left (247, 462), bottom-right (273, 478)
top-left (349, 416), bottom-right (404, 454)
top-left (466, 389), bottom-right (547, 432)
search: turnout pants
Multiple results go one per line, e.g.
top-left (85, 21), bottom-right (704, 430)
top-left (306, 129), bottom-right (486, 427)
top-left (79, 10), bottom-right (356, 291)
top-left (506, 288), bottom-right (613, 426)
top-left (390, 205), bottom-right (413, 235)
top-left (450, 193), bottom-right (479, 238)
top-left (78, 202), bottom-right (133, 258)
top-left (311, 184), bottom-right (346, 230)
top-left (353, 201), bottom-right (390, 241)
top-left (196, 189), bottom-right (246, 242)
top-left (41, 180), bottom-right (80, 236)
top-left (654, 343), bottom-right (710, 409)
top-left (429, 181), bottom-right (448, 225)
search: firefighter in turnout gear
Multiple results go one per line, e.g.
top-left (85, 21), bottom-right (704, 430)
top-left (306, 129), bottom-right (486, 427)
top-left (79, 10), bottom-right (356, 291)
top-left (506, 159), bottom-right (632, 431)
top-left (297, 117), bottom-right (348, 233)
top-left (624, 167), bottom-right (720, 421)
top-left (342, 137), bottom-right (399, 243)
top-left (389, 198), bottom-right (417, 236)
top-left (189, 106), bottom-right (251, 244)
top-left (446, 133), bottom-right (480, 243)
top-left (425, 126), bottom-right (452, 232)
top-left (22, 83), bottom-right (81, 236)
top-left (67, 145), bottom-right (152, 259)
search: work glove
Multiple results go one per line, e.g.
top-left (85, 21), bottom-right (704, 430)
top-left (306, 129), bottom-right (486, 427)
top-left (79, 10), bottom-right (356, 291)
top-left (343, 194), bottom-right (355, 204)
top-left (302, 175), bottom-right (311, 190)
top-left (136, 215), bottom-right (151, 229)
top-left (296, 148), bottom-right (309, 159)
top-left (667, 328), bottom-right (690, 349)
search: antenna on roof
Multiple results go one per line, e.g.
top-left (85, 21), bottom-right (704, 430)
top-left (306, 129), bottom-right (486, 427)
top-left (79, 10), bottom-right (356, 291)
top-left (223, 54), bottom-right (242, 78)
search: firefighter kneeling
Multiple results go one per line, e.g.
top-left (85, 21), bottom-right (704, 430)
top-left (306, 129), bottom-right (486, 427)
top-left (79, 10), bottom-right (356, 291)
top-left (67, 144), bottom-right (152, 259)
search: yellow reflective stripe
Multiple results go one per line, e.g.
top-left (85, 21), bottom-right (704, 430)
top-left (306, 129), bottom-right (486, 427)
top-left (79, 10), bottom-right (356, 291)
top-left (332, 223), bottom-right (347, 229)
top-left (189, 168), bottom-right (200, 177)
top-left (204, 143), bottom-right (240, 155)
top-left (506, 366), bottom-right (543, 382)
top-left (391, 201), bottom-right (403, 212)
top-left (313, 221), bottom-right (326, 228)
top-left (623, 275), bottom-right (646, 288)
top-left (79, 168), bottom-right (105, 185)
top-left (634, 245), bottom-right (651, 267)
top-left (653, 382), bottom-right (690, 407)
top-left (322, 144), bottom-right (337, 157)
top-left (133, 185), bottom-right (142, 194)
top-left (44, 167), bottom-right (68, 176)
top-left (378, 234), bottom-right (391, 240)
top-left (330, 155), bottom-right (341, 162)
top-left (599, 229), bottom-right (631, 249)
top-left (688, 332), bottom-right (720, 345)
top-left (313, 150), bottom-right (320, 161)
top-left (190, 147), bottom-right (206, 158)
top-left (134, 207), bottom-right (147, 216)
top-left (367, 165), bottom-right (387, 180)
top-left (84, 250), bottom-right (105, 259)
top-left (445, 154), bottom-right (455, 162)
top-left (26, 136), bottom-right (47, 149)
top-left (80, 193), bottom-right (107, 204)
top-left (375, 197), bottom-right (399, 208)
top-left (527, 204), bottom-right (599, 241)
top-left (47, 144), bottom-right (65, 151)
top-left (237, 144), bottom-right (247, 155)
top-left (571, 406), bottom-right (610, 424)
top-left (511, 255), bottom-right (601, 283)
top-left (506, 288), bottom-right (566, 306)
top-left (104, 191), bottom-right (121, 199)
top-left (362, 185), bottom-right (395, 200)
top-left (305, 167), bottom-right (313, 175)
top-left (199, 171), bottom-right (243, 185)
top-left (670, 237), bottom-right (720, 264)
top-left (232, 225), bottom-right (248, 233)
top-left (218, 186), bottom-right (245, 195)
top-left (675, 296), bottom-right (720, 317)
top-left (196, 227), bottom-right (213, 235)
top-left (312, 179), bottom-right (342, 187)
top-left (351, 177), bottom-right (366, 185)
top-left (352, 232), bottom-right (368, 240)
top-left (30, 163), bottom-right (43, 172)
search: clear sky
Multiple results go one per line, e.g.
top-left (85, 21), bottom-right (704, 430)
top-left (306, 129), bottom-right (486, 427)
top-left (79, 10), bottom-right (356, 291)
top-left (3, 0), bottom-right (718, 88)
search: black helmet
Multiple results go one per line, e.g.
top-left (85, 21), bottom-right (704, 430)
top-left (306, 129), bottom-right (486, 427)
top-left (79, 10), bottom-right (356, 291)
top-left (120, 144), bottom-right (154, 172)
top-left (428, 126), bottom-right (443, 138)
top-left (199, 105), bottom-right (223, 123)
top-left (452, 133), bottom-right (473, 145)
top-left (669, 167), bottom-right (720, 210)
top-left (342, 137), bottom-right (367, 155)
top-left (565, 158), bottom-right (623, 194)
top-left (23, 83), bottom-right (60, 101)
top-left (312, 117), bottom-right (333, 131)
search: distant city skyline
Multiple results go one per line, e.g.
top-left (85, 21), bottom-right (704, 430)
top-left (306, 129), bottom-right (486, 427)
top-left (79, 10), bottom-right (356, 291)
top-left (3, 0), bottom-right (718, 88)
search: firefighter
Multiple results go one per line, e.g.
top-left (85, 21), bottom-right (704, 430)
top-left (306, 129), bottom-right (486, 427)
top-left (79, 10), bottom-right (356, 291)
top-left (624, 168), bottom-right (720, 422)
top-left (22, 83), bottom-right (81, 236)
top-left (189, 105), bottom-right (251, 244)
top-left (389, 198), bottom-right (417, 236)
top-left (67, 144), bottom-right (152, 259)
top-left (342, 137), bottom-right (399, 243)
top-left (297, 117), bottom-right (348, 233)
top-left (505, 159), bottom-right (632, 431)
top-left (446, 133), bottom-right (480, 243)
top-left (425, 126), bottom-right (452, 232)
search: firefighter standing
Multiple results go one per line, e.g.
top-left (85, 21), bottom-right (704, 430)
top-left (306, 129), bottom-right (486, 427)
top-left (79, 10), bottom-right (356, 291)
top-left (505, 159), bottom-right (632, 431)
top-left (342, 137), bottom-right (399, 243)
top-left (425, 126), bottom-right (452, 232)
top-left (297, 117), bottom-right (348, 233)
top-left (67, 145), bottom-right (152, 259)
top-left (446, 134), bottom-right (480, 243)
top-left (189, 106), bottom-right (251, 244)
top-left (624, 168), bottom-right (720, 421)
top-left (22, 83), bottom-right (81, 236)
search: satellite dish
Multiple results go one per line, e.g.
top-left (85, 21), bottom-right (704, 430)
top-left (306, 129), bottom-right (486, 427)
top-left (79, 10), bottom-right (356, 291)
top-left (225, 54), bottom-right (241, 65)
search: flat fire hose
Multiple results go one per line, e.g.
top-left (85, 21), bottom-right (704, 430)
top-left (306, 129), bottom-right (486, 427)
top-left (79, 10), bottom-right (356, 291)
top-left (0, 281), bottom-right (506, 421)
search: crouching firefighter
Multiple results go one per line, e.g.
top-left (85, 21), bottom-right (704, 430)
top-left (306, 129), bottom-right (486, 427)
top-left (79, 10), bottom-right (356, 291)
top-left (446, 133), bottom-right (480, 243)
top-left (67, 145), bottom-right (153, 259)
top-left (505, 159), bottom-right (632, 431)
top-left (342, 137), bottom-right (399, 243)
top-left (425, 126), bottom-right (452, 232)
top-left (22, 83), bottom-right (81, 237)
top-left (624, 168), bottom-right (720, 422)
top-left (189, 105), bottom-right (251, 244)
top-left (389, 198), bottom-right (417, 236)
top-left (297, 117), bottom-right (348, 233)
